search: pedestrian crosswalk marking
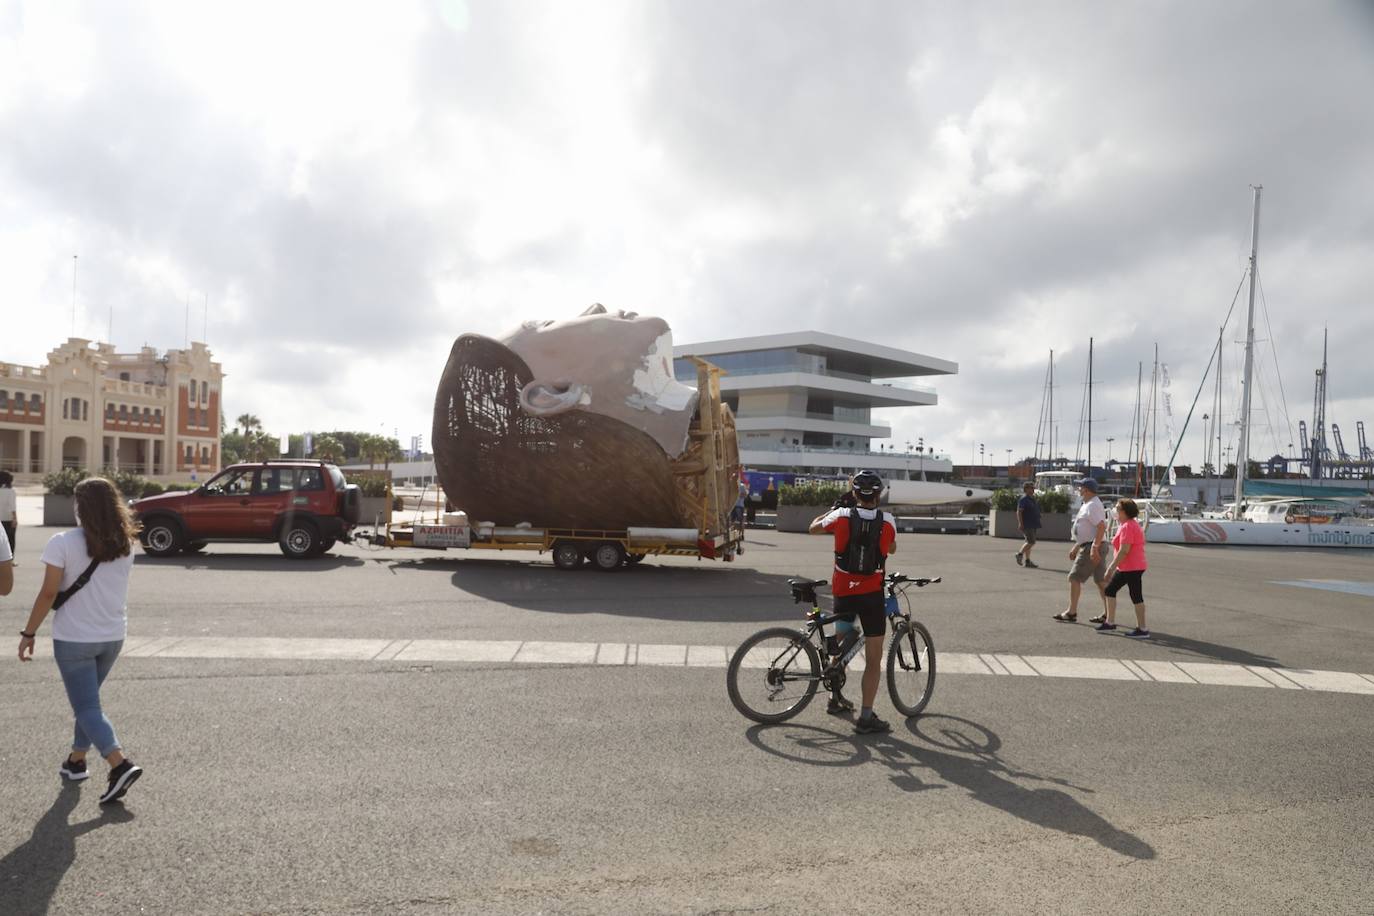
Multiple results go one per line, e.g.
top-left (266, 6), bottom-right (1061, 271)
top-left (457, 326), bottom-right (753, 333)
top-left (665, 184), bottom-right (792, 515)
top-left (23, 636), bottom-right (1374, 697)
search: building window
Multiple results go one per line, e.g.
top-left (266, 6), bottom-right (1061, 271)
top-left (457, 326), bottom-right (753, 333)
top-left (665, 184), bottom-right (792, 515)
top-left (119, 404), bottom-right (128, 421)
top-left (143, 407), bottom-right (152, 425)
top-left (29, 394), bottom-right (40, 412)
top-left (82, 400), bottom-right (88, 421)
top-left (189, 378), bottom-right (197, 402)
top-left (63, 399), bottom-right (69, 419)
top-left (201, 381), bottom-right (208, 402)
top-left (106, 403), bottom-right (115, 420)
top-left (185, 445), bottom-right (193, 463)
top-left (0, 390), bottom-right (7, 410)
top-left (154, 408), bottom-right (163, 424)
top-left (119, 372), bottom-right (130, 381)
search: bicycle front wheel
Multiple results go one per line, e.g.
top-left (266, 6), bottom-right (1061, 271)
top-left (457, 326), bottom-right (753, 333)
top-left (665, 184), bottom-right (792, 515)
top-left (887, 619), bottom-right (935, 717)
top-left (726, 627), bottom-right (821, 724)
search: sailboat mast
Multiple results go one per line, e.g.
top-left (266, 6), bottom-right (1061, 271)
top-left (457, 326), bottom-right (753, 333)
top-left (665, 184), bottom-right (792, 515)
top-left (1234, 185), bottom-right (1263, 517)
top-left (1087, 337), bottom-right (1093, 474)
top-left (1214, 325), bottom-right (1223, 484)
top-left (1049, 351), bottom-right (1055, 468)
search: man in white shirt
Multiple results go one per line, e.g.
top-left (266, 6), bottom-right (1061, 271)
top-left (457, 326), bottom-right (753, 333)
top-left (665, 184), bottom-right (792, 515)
top-left (1053, 477), bottom-right (1108, 622)
top-left (0, 515), bottom-right (12, 596)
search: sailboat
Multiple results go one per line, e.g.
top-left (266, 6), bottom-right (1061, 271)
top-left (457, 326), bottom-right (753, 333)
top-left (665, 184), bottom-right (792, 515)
top-left (1147, 186), bottom-right (1374, 548)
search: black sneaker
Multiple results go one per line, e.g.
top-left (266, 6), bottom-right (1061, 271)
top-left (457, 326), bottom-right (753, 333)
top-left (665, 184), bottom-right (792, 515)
top-left (854, 714), bottom-right (892, 734)
top-left (59, 756), bottom-right (89, 781)
top-left (827, 693), bottom-right (855, 715)
top-left (1024, 560), bottom-right (1039, 569)
top-left (1125, 628), bottom-right (1151, 639)
top-left (99, 760), bottom-right (143, 805)
top-left (1014, 553), bottom-right (1024, 566)
top-left (1095, 622), bottom-right (1117, 632)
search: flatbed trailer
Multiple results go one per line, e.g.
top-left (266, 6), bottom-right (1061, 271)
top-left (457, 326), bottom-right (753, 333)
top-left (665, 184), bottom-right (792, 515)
top-left (376, 519), bottom-right (744, 571)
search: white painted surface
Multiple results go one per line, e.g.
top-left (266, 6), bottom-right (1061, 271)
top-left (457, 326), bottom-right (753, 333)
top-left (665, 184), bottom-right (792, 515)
top-left (394, 640), bottom-right (522, 662)
top-left (514, 641), bottom-right (598, 664)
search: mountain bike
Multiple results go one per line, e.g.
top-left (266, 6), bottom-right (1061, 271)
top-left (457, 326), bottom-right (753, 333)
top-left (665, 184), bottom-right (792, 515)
top-left (726, 572), bottom-right (939, 724)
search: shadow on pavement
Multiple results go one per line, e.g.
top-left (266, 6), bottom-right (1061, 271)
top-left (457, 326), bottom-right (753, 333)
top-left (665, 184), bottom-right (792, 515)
top-left (0, 783), bottom-right (134, 915)
top-left (1142, 631), bottom-right (1280, 667)
top-left (745, 713), bottom-right (1154, 860)
top-left (375, 555), bottom-right (818, 623)
top-left (136, 553), bottom-right (365, 571)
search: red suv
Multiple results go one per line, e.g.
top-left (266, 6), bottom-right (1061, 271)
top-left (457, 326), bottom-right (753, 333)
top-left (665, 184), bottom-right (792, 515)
top-left (132, 460), bottom-right (362, 559)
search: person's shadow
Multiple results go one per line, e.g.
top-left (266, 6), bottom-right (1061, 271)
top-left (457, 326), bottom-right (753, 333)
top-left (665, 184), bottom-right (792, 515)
top-left (0, 783), bottom-right (134, 915)
top-left (746, 714), bottom-right (1154, 860)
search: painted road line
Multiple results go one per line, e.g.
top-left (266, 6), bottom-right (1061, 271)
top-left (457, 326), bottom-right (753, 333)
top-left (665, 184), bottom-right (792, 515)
top-left (1025, 656), bottom-right (1138, 681)
top-left (596, 643), bottom-right (628, 665)
top-left (942, 652), bottom-right (994, 675)
top-left (1133, 660), bottom-right (1197, 683)
top-left (1119, 659), bottom-right (1152, 681)
top-left (157, 637), bottom-right (392, 661)
top-left (1277, 668), bottom-right (1374, 695)
top-left (121, 636), bottom-right (185, 658)
top-left (687, 645), bottom-right (729, 667)
top-left (395, 640), bottom-right (522, 663)
top-left (636, 644), bottom-right (688, 666)
top-left (1175, 662), bottom-right (1272, 688)
top-left (993, 654), bottom-right (1039, 677)
top-left (515, 641), bottom-right (598, 665)
top-left (979, 654), bottom-right (1011, 675)
top-left (1246, 666), bottom-right (1303, 689)
top-left (372, 640), bottom-right (412, 662)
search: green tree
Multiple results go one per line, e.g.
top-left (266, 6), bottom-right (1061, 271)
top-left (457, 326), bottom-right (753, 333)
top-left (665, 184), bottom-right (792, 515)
top-left (312, 434), bottom-right (345, 463)
top-left (236, 413), bottom-right (262, 440)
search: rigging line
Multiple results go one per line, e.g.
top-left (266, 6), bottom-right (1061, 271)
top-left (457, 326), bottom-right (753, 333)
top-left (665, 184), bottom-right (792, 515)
top-left (1157, 268), bottom-right (1250, 481)
top-left (1255, 272), bottom-right (1296, 451)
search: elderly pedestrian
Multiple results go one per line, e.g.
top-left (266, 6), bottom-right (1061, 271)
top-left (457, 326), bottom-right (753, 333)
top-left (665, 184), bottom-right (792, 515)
top-left (1013, 482), bottom-right (1041, 568)
top-left (1052, 476), bottom-right (1108, 622)
top-left (17, 476), bottom-right (144, 804)
top-left (1096, 498), bottom-right (1150, 638)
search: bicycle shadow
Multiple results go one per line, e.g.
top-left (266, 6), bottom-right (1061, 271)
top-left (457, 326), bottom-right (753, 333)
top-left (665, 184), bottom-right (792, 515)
top-left (0, 783), bottom-right (135, 915)
top-left (745, 714), bottom-right (1154, 860)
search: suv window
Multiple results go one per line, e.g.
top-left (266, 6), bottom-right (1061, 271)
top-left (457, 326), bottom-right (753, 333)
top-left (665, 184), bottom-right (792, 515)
top-left (256, 468), bottom-right (297, 494)
top-left (297, 467), bottom-right (325, 491)
top-left (204, 468), bottom-right (254, 496)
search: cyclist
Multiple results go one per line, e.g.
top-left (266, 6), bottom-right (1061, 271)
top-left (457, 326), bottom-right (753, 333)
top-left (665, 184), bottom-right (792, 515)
top-left (809, 470), bottom-right (898, 734)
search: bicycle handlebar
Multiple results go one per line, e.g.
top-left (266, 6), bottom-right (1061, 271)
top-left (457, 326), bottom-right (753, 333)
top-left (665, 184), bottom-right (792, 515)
top-left (888, 572), bottom-right (941, 587)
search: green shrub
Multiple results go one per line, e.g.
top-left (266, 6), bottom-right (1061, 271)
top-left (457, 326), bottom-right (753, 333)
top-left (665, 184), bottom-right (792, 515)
top-left (42, 467), bottom-right (88, 496)
top-left (778, 482), bottom-right (848, 507)
top-left (163, 483), bottom-right (195, 492)
top-left (139, 481), bottom-right (166, 498)
top-left (100, 468), bottom-right (149, 500)
top-left (353, 473), bottom-right (391, 497)
top-left (990, 488), bottom-right (1021, 511)
top-left (392, 494), bottom-right (405, 511)
top-left (1039, 489), bottom-right (1071, 513)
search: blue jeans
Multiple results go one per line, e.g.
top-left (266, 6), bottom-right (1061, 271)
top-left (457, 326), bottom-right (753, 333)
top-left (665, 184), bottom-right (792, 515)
top-left (52, 639), bottom-right (124, 756)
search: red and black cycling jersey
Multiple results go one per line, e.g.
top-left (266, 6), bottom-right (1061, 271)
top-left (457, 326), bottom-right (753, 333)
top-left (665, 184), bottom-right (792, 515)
top-left (818, 506), bottom-right (896, 596)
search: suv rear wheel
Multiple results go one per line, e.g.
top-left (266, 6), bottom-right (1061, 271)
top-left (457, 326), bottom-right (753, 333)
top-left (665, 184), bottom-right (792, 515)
top-left (279, 519), bottom-right (322, 559)
top-left (141, 518), bottom-right (185, 558)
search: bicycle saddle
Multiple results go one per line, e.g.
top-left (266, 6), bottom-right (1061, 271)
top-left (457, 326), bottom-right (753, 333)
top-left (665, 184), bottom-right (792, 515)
top-left (787, 577), bottom-right (829, 589)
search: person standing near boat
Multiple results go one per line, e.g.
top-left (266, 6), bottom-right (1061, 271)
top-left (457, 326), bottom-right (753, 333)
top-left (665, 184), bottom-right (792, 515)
top-left (1096, 498), bottom-right (1150, 637)
top-left (1053, 477), bottom-right (1107, 622)
top-left (1014, 482), bottom-right (1041, 568)
top-left (16, 477), bottom-right (144, 804)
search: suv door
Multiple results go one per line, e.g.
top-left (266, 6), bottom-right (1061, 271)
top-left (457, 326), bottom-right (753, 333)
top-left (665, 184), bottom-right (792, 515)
top-left (245, 466), bottom-right (298, 538)
top-left (182, 468), bottom-right (258, 538)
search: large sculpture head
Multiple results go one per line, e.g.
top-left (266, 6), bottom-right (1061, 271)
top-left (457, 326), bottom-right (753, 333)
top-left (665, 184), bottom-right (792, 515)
top-left (500, 304), bottom-right (698, 458)
top-left (433, 305), bottom-right (728, 531)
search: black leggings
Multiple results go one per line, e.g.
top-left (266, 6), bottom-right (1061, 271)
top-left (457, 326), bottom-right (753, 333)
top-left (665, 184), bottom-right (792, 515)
top-left (1104, 570), bottom-right (1144, 604)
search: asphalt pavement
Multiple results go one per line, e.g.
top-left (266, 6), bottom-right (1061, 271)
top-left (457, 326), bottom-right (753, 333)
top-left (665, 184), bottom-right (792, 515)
top-left (2, 526), bottom-right (1372, 914)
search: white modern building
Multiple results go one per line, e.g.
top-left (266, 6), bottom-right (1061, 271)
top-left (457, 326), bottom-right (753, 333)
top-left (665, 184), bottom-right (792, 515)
top-left (673, 331), bottom-right (956, 480)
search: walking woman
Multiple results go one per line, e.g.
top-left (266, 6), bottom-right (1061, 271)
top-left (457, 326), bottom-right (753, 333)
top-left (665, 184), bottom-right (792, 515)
top-left (17, 477), bottom-right (144, 803)
top-left (1096, 498), bottom-right (1150, 638)
top-left (0, 470), bottom-right (17, 561)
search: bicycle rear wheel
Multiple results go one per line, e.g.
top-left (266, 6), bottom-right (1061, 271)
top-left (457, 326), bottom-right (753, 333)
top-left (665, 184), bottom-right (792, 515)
top-left (726, 627), bottom-right (821, 724)
top-left (887, 619), bottom-right (935, 717)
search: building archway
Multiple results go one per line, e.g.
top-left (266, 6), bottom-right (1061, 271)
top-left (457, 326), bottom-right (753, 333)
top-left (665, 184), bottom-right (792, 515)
top-left (61, 435), bottom-right (87, 469)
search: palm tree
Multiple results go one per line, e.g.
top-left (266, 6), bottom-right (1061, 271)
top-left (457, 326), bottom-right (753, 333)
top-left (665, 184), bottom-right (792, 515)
top-left (359, 433), bottom-right (390, 470)
top-left (312, 434), bottom-right (345, 464)
top-left (236, 413), bottom-right (262, 439)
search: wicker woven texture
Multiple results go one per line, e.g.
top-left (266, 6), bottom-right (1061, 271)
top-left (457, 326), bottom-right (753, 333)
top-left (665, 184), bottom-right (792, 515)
top-left (433, 335), bottom-right (694, 530)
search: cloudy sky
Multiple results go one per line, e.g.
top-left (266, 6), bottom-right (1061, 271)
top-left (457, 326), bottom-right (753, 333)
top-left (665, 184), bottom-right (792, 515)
top-left (4, 0), bottom-right (1373, 469)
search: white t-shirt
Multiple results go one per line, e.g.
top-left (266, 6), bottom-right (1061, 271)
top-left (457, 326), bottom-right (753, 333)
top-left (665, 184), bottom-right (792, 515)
top-left (0, 526), bottom-right (11, 563)
top-left (1072, 496), bottom-right (1107, 544)
top-left (0, 487), bottom-right (16, 522)
top-left (40, 529), bottom-right (134, 642)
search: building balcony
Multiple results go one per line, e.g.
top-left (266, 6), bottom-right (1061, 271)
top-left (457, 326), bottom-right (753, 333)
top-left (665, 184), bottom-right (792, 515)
top-left (734, 414), bottom-right (892, 439)
top-left (0, 406), bottom-right (45, 425)
top-left (103, 418), bottom-right (166, 434)
top-left (103, 378), bottom-right (166, 397)
top-left (722, 372), bottom-right (937, 407)
top-left (0, 364), bottom-right (48, 380)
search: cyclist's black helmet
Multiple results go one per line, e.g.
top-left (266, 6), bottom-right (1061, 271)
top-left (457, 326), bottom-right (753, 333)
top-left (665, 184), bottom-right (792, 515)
top-left (851, 470), bottom-right (884, 500)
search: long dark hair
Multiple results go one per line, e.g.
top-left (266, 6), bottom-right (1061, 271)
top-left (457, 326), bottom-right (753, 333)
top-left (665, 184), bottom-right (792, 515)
top-left (0, 470), bottom-right (12, 487)
top-left (74, 477), bottom-right (141, 562)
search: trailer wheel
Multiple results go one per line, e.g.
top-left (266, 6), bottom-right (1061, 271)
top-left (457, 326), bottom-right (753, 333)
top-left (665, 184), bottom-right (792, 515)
top-left (625, 553), bottom-right (646, 566)
top-left (590, 541), bottom-right (626, 571)
top-left (552, 540), bottom-right (585, 570)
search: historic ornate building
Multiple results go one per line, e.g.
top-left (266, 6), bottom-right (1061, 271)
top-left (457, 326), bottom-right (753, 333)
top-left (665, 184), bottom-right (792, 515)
top-left (0, 338), bottom-right (224, 480)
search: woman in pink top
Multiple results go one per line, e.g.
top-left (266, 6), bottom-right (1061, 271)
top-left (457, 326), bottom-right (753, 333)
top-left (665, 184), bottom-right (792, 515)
top-left (1096, 498), bottom-right (1149, 638)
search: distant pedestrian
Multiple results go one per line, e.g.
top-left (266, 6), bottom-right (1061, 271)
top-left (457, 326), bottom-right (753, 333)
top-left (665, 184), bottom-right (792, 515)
top-left (0, 501), bottom-right (12, 597)
top-left (1053, 477), bottom-right (1107, 622)
top-left (0, 470), bottom-right (16, 563)
top-left (17, 476), bottom-right (144, 804)
top-left (1014, 482), bottom-right (1041, 568)
top-left (1096, 498), bottom-right (1150, 638)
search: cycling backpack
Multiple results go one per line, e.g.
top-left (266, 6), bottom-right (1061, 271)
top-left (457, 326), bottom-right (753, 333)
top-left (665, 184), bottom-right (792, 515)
top-left (835, 508), bottom-right (885, 576)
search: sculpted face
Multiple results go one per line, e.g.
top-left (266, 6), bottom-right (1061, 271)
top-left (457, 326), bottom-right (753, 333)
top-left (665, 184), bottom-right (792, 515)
top-left (499, 304), bottom-right (699, 458)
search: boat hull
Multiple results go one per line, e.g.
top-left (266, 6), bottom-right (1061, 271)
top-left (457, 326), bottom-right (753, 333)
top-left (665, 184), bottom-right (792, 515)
top-left (1146, 518), bottom-right (1374, 548)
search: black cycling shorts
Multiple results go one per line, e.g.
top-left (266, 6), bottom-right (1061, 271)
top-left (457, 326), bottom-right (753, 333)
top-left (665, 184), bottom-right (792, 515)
top-left (834, 591), bottom-right (886, 637)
